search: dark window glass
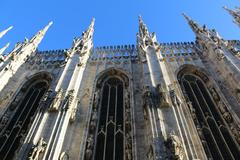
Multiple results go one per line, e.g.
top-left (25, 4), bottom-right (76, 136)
top-left (95, 78), bottom-right (125, 160)
top-left (180, 74), bottom-right (240, 160)
top-left (0, 81), bottom-right (48, 160)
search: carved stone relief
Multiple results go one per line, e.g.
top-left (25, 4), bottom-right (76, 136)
top-left (164, 132), bottom-right (185, 160)
top-left (28, 137), bottom-right (47, 160)
top-left (59, 151), bottom-right (69, 160)
top-left (208, 86), bottom-right (240, 145)
top-left (49, 89), bottom-right (64, 111)
top-left (156, 83), bottom-right (169, 108)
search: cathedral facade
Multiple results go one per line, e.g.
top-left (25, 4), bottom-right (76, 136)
top-left (0, 6), bottom-right (240, 160)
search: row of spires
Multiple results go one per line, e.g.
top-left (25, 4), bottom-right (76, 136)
top-left (0, 5), bottom-right (239, 58)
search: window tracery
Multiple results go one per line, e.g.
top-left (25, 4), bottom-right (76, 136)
top-left (84, 69), bottom-right (132, 160)
top-left (0, 73), bottom-right (51, 160)
top-left (179, 71), bottom-right (240, 159)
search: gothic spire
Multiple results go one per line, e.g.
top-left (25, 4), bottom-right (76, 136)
top-left (82, 18), bottom-right (95, 42)
top-left (137, 15), bottom-right (158, 50)
top-left (0, 43), bottom-right (10, 56)
top-left (68, 18), bottom-right (95, 56)
top-left (0, 26), bottom-right (13, 39)
top-left (223, 6), bottom-right (240, 26)
top-left (138, 15), bottom-right (150, 38)
top-left (182, 13), bottom-right (203, 35)
top-left (29, 21), bottom-right (53, 47)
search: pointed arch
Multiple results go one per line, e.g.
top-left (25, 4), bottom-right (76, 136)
top-left (177, 65), bottom-right (240, 159)
top-left (84, 68), bottom-right (132, 160)
top-left (0, 71), bottom-right (52, 160)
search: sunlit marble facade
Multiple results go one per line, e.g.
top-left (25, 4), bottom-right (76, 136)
top-left (0, 7), bottom-right (240, 160)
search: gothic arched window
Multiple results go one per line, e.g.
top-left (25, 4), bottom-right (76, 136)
top-left (0, 73), bottom-right (51, 160)
top-left (84, 69), bottom-right (132, 160)
top-left (179, 72), bottom-right (240, 160)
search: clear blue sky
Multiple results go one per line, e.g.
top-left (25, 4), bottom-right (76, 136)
top-left (0, 0), bottom-right (239, 52)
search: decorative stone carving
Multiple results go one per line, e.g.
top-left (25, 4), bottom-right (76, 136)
top-left (28, 137), bottom-right (47, 160)
top-left (165, 132), bottom-right (185, 160)
top-left (229, 123), bottom-right (240, 144)
top-left (59, 151), bottom-right (69, 160)
top-left (214, 47), bottom-right (225, 60)
top-left (62, 90), bottom-right (74, 111)
top-left (217, 101), bottom-right (233, 123)
top-left (93, 90), bottom-right (100, 109)
top-left (49, 89), bottom-right (63, 111)
top-left (0, 113), bottom-right (10, 129)
top-left (85, 134), bottom-right (94, 160)
top-left (156, 83), bottom-right (169, 108)
top-left (70, 108), bottom-right (77, 123)
top-left (187, 101), bottom-right (197, 121)
top-left (209, 87), bottom-right (220, 102)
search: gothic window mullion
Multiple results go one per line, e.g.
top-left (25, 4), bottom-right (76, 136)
top-left (195, 80), bottom-right (223, 123)
top-left (182, 80), bottom-right (205, 123)
top-left (189, 80), bottom-right (228, 159)
top-left (0, 80), bottom-right (49, 160)
top-left (183, 79), bottom-right (223, 159)
top-left (95, 84), bottom-right (109, 160)
top-left (5, 88), bottom-right (45, 160)
top-left (0, 87), bottom-right (34, 136)
top-left (184, 80), bottom-right (208, 125)
top-left (194, 80), bottom-right (235, 159)
top-left (103, 84), bottom-right (112, 160)
top-left (115, 84), bottom-right (124, 160)
top-left (219, 126), bottom-right (240, 158)
top-left (0, 87), bottom-right (37, 154)
top-left (113, 85), bottom-right (118, 160)
top-left (105, 85), bottom-right (116, 160)
top-left (91, 75), bottom-right (130, 160)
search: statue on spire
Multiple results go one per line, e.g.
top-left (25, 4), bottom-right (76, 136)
top-left (137, 15), bottom-right (158, 51)
top-left (223, 6), bottom-right (240, 27)
top-left (0, 43), bottom-right (9, 62)
top-left (182, 13), bottom-right (226, 46)
top-left (182, 13), bottom-right (204, 35)
top-left (0, 26), bottom-right (13, 39)
top-left (67, 18), bottom-right (95, 56)
top-left (0, 43), bottom-right (10, 56)
top-left (138, 15), bottom-right (150, 39)
top-left (29, 21), bottom-right (53, 47)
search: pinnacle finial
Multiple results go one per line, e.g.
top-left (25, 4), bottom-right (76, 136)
top-left (82, 18), bottom-right (95, 41)
top-left (90, 18), bottom-right (95, 28)
top-left (0, 26), bottom-right (13, 39)
top-left (223, 6), bottom-right (240, 26)
top-left (223, 6), bottom-right (235, 15)
top-left (29, 21), bottom-right (53, 45)
top-left (0, 43), bottom-right (10, 55)
top-left (182, 13), bottom-right (191, 22)
top-left (182, 13), bottom-right (203, 35)
top-left (138, 15), bottom-right (150, 38)
top-left (138, 15), bottom-right (143, 23)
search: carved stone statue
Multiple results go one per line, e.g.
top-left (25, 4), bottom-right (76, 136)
top-left (0, 113), bottom-right (9, 129)
top-left (157, 83), bottom-right (169, 108)
top-left (93, 90), bottom-right (100, 109)
top-left (214, 47), bottom-right (225, 60)
top-left (229, 123), bottom-right (240, 144)
top-left (70, 108), bottom-right (77, 123)
top-left (62, 90), bottom-right (74, 111)
top-left (85, 134), bottom-right (94, 160)
top-left (59, 152), bottom-right (69, 160)
top-left (49, 89), bottom-right (63, 111)
top-left (28, 137), bottom-right (47, 160)
top-left (218, 101), bottom-right (233, 123)
top-left (209, 87), bottom-right (220, 102)
top-left (165, 132), bottom-right (185, 160)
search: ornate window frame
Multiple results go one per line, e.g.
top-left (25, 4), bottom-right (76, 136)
top-left (177, 65), bottom-right (240, 159)
top-left (84, 68), bottom-right (133, 160)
